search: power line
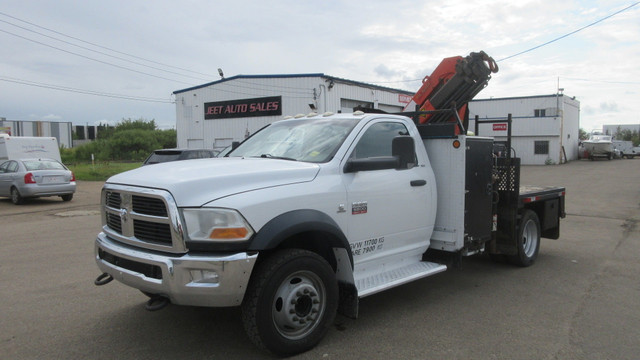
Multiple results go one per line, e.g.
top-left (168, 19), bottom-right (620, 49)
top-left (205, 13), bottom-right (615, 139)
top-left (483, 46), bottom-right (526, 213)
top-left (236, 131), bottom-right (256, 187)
top-left (561, 76), bottom-right (640, 85)
top-left (0, 11), bottom-right (217, 78)
top-left (0, 18), bottom-right (211, 82)
top-left (497, 2), bottom-right (640, 62)
top-left (0, 76), bottom-right (174, 103)
top-left (369, 2), bottom-right (639, 85)
top-left (0, 28), bottom-right (197, 85)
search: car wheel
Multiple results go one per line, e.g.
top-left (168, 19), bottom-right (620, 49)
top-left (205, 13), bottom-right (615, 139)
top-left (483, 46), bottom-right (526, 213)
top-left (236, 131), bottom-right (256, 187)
top-left (508, 210), bottom-right (541, 267)
top-left (11, 187), bottom-right (24, 205)
top-left (241, 249), bottom-right (338, 356)
top-left (60, 194), bottom-right (73, 202)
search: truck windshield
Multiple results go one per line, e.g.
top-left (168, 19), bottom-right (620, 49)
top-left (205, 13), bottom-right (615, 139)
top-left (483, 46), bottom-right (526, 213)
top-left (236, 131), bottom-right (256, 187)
top-left (229, 117), bottom-right (360, 163)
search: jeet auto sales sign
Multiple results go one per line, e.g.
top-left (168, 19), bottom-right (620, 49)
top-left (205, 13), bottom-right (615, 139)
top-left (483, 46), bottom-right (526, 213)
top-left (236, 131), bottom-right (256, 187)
top-left (204, 96), bottom-right (282, 120)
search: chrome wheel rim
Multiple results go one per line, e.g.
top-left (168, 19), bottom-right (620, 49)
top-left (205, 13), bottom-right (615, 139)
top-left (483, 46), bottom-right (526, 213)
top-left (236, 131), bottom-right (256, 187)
top-left (522, 219), bottom-right (539, 257)
top-left (271, 270), bottom-right (326, 340)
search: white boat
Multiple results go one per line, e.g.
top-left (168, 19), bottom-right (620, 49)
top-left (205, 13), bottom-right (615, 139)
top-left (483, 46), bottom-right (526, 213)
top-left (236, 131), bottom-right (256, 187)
top-left (583, 131), bottom-right (613, 159)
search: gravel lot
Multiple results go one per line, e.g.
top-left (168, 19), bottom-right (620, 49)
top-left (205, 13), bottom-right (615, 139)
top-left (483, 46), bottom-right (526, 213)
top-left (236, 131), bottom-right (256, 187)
top-left (1, 159), bottom-right (639, 359)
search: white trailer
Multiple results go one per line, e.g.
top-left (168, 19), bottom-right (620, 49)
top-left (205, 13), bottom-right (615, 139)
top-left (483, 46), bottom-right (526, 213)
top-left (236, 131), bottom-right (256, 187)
top-left (0, 135), bottom-right (61, 162)
top-left (612, 140), bottom-right (637, 159)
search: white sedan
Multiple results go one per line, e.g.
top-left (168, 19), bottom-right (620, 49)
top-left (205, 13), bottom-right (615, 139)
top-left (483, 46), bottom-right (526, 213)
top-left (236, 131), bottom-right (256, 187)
top-left (0, 158), bottom-right (76, 205)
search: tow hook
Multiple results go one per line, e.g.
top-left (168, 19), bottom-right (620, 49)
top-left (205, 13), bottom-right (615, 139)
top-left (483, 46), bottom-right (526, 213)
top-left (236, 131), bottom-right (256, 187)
top-left (94, 273), bottom-right (113, 286)
top-left (145, 296), bottom-right (170, 311)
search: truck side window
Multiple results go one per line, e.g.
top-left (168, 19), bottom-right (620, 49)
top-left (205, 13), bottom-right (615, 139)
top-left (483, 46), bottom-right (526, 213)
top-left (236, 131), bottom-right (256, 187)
top-left (351, 122), bottom-right (410, 159)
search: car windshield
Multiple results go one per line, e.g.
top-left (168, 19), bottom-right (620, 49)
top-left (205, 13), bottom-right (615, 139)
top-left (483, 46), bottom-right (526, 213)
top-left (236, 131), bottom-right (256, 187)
top-left (229, 117), bottom-right (360, 163)
top-left (23, 159), bottom-right (66, 171)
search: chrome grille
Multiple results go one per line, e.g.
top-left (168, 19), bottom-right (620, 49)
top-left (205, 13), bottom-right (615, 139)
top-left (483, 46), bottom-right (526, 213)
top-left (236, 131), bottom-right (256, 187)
top-left (132, 195), bottom-right (167, 216)
top-left (105, 191), bottom-right (121, 208)
top-left (101, 184), bottom-right (185, 253)
top-left (134, 219), bottom-right (172, 244)
top-left (106, 213), bottom-right (122, 233)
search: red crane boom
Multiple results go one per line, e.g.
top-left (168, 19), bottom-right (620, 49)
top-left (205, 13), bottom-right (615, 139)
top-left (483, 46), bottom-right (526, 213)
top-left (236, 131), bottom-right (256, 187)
top-left (405, 51), bottom-right (499, 133)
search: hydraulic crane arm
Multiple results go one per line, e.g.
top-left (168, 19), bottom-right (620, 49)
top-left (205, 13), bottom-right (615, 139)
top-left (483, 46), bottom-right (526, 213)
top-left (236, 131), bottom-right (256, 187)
top-left (406, 51), bottom-right (499, 133)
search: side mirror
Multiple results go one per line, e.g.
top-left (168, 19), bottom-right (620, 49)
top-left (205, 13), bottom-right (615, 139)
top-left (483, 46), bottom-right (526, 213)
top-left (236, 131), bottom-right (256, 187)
top-left (392, 136), bottom-right (415, 169)
top-left (231, 141), bottom-right (240, 150)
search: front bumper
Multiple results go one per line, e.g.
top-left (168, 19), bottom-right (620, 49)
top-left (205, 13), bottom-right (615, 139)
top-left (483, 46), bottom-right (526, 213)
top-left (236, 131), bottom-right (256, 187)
top-left (95, 232), bottom-right (257, 307)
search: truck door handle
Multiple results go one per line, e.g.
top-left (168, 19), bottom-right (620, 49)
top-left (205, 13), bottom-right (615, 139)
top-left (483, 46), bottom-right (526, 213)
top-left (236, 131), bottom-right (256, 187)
top-left (410, 180), bottom-right (427, 187)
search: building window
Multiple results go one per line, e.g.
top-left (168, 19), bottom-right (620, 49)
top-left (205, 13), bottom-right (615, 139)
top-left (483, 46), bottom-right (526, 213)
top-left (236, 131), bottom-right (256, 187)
top-left (534, 109), bottom-right (546, 117)
top-left (534, 141), bottom-right (549, 155)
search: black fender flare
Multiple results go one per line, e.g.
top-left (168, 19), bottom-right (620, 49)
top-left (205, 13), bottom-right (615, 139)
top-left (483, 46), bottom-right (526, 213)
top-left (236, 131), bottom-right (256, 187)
top-left (248, 209), bottom-right (353, 268)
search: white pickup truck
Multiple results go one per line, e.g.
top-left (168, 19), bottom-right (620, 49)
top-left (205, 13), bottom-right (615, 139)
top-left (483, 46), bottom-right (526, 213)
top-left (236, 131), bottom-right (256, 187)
top-left (94, 111), bottom-right (565, 355)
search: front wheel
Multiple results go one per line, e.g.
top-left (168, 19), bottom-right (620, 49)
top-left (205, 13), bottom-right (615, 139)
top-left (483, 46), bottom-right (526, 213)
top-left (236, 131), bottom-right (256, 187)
top-left (241, 249), bottom-right (338, 356)
top-left (508, 210), bottom-right (541, 267)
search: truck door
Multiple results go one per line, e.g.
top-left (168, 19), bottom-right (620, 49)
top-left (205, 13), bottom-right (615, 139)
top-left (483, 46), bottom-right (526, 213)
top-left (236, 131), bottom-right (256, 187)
top-left (341, 120), bottom-right (435, 265)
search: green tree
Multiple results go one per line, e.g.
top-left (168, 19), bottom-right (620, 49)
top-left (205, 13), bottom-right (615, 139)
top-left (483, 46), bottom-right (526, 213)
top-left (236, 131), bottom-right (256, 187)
top-left (116, 118), bottom-right (157, 132)
top-left (579, 128), bottom-right (588, 140)
top-left (74, 139), bottom-right (110, 162)
top-left (614, 127), bottom-right (640, 146)
top-left (70, 118), bottom-right (176, 162)
top-left (155, 129), bottom-right (177, 149)
top-left (107, 129), bottom-right (160, 161)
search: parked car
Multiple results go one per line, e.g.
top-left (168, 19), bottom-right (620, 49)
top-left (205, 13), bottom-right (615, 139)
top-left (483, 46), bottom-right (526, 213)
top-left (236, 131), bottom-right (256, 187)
top-left (0, 158), bottom-right (76, 205)
top-left (142, 149), bottom-right (217, 165)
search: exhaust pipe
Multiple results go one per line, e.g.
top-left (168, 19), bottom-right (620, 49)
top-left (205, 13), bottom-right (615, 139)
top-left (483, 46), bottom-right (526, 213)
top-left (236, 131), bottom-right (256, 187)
top-left (94, 273), bottom-right (113, 286)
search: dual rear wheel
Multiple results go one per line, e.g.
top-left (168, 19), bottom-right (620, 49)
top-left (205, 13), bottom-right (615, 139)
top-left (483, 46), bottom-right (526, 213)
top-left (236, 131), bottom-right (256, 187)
top-left (508, 210), bottom-right (541, 267)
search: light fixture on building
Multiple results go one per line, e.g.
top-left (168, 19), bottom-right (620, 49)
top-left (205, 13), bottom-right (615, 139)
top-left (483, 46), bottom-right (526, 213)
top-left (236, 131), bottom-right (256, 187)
top-left (328, 80), bottom-right (334, 90)
top-left (309, 103), bottom-right (317, 110)
top-left (218, 68), bottom-right (225, 79)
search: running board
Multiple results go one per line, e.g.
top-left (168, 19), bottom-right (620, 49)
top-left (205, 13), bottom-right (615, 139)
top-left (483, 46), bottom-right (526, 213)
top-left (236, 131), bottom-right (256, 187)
top-left (356, 261), bottom-right (447, 298)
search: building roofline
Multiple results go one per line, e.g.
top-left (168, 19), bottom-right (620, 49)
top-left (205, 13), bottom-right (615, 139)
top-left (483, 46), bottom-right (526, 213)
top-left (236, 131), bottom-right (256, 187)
top-left (173, 73), bottom-right (414, 95)
top-left (471, 94), bottom-right (571, 102)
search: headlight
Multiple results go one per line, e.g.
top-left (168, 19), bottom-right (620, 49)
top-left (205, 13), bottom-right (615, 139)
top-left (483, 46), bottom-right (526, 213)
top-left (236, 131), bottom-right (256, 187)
top-left (182, 208), bottom-right (254, 242)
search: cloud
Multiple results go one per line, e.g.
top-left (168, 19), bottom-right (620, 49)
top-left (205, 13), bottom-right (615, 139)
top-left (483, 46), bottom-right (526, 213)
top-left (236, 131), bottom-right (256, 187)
top-left (374, 64), bottom-right (402, 78)
top-left (0, 0), bottom-right (638, 133)
top-left (42, 114), bottom-right (63, 120)
top-left (583, 101), bottom-right (620, 116)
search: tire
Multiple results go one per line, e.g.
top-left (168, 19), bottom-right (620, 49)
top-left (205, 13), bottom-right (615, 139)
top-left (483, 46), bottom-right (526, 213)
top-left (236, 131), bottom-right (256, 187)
top-left (241, 249), bottom-right (338, 356)
top-left (11, 187), bottom-right (24, 205)
top-left (508, 210), bottom-right (540, 267)
top-left (60, 194), bottom-right (73, 202)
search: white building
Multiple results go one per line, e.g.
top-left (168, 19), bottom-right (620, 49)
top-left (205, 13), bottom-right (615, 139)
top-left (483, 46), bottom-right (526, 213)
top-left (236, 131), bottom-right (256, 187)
top-left (173, 76), bottom-right (581, 165)
top-left (173, 74), bottom-right (413, 151)
top-left (0, 118), bottom-right (73, 149)
top-left (469, 94), bottom-right (580, 165)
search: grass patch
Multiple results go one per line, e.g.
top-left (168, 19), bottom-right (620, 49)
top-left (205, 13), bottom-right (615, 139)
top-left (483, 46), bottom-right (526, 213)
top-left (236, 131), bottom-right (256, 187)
top-left (67, 162), bottom-right (142, 181)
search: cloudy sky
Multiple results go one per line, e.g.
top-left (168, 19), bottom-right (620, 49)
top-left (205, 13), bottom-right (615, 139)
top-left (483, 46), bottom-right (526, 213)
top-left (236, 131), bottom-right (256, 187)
top-left (1, 0), bottom-right (638, 131)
